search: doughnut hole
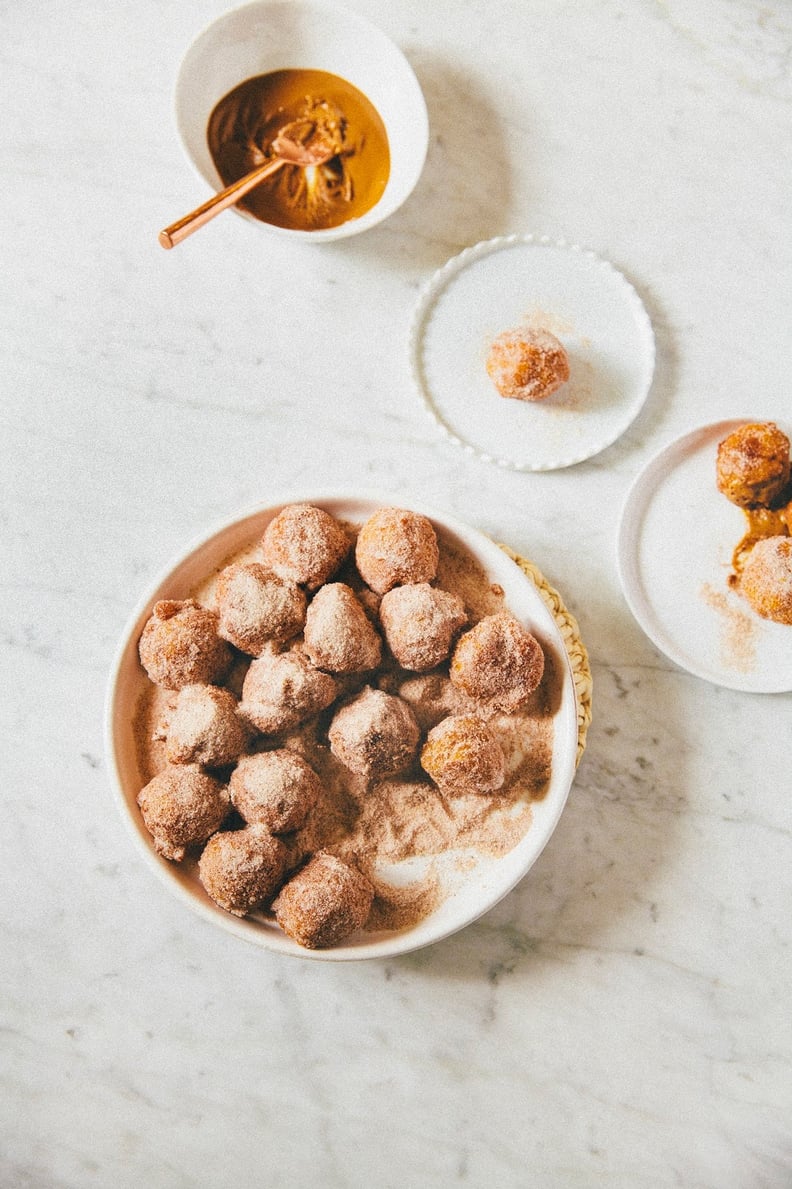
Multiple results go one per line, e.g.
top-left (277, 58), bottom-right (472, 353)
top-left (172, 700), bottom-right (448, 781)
top-left (139, 600), bottom-right (232, 690)
top-left (450, 612), bottom-right (544, 713)
top-left (716, 422), bottom-right (791, 508)
top-left (355, 507), bottom-right (439, 595)
top-left (230, 749), bottom-right (322, 834)
top-left (165, 684), bottom-right (248, 767)
top-left (420, 714), bottom-right (506, 795)
top-left (275, 852), bottom-right (374, 948)
top-left (486, 327), bottom-right (570, 402)
top-left (379, 582), bottom-right (467, 671)
top-left (216, 562), bottom-right (306, 655)
top-left (304, 582), bottom-right (382, 673)
top-left (328, 686), bottom-right (420, 778)
top-left (262, 503), bottom-right (350, 589)
top-left (240, 648), bottom-right (339, 735)
top-left (198, 824), bottom-right (287, 917)
top-left (137, 764), bottom-right (230, 861)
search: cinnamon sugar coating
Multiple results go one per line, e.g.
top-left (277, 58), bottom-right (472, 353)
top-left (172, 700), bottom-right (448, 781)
top-left (230, 749), bottom-right (322, 833)
top-left (486, 327), bottom-right (570, 402)
top-left (198, 824), bottom-right (287, 917)
top-left (275, 852), bottom-right (374, 948)
top-left (739, 536), bottom-right (792, 624)
top-left (420, 714), bottom-right (506, 795)
top-left (716, 422), bottom-right (791, 508)
top-left (262, 504), bottom-right (351, 589)
top-left (137, 764), bottom-right (230, 861)
top-left (328, 686), bottom-right (420, 778)
top-left (216, 562), bottom-right (306, 655)
top-left (450, 612), bottom-right (545, 712)
top-left (165, 683), bottom-right (248, 767)
top-left (355, 508), bottom-right (439, 595)
top-left (139, 599), bottom-right (232, 690)
top-left (240, 647), bottom-right (339, 735)
top-left (379, 582), bottom-right (467, 671)
top-left (304, 582), bottom-right (382, 673)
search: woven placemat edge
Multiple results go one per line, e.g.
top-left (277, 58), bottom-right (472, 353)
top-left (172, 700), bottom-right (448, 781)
top-left (497, 543), bottom-right (593, 765)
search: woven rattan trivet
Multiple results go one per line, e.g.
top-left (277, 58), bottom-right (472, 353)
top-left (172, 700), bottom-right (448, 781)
top-left (499, 545), bottom-right (593, 765)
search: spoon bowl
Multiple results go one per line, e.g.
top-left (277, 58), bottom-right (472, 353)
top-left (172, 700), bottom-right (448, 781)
top-left (158, 115), bottom-right (338, 249)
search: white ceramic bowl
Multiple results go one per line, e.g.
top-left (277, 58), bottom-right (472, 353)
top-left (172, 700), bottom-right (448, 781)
top-left (105, 495), bottom-right (580, 960)
top-left (173, 0), bottom-right (429, 241)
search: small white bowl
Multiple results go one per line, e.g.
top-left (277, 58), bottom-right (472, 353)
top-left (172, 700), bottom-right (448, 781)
top-left (105, 495), bottom-right (580, 960)
top-left (173, 0), bottom-right (429, 241)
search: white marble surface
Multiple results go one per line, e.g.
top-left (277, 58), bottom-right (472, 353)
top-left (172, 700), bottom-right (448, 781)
top-left (2, 0), bottom-right (791, 1185)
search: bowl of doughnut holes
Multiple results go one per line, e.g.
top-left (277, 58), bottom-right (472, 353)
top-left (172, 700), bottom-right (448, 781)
top-left (107, 494), bottom-right (588, 960)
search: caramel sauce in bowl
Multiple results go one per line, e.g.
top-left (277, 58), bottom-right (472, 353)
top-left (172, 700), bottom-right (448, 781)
top-left (173, 0), bottom-right (428, 241)
top-left (207, 69), bottom-right (390, 232)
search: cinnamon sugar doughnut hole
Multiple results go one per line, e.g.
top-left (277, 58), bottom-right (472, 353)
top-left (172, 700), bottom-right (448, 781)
top-left (165, 683), bottom-right (248, 767)
top-left (137, 764), bottom-right (230, 861)
top-left (355, 507), bottom-right (439, 595)
top-left (450, 612), bottom-right (545, 712)
top-left (198, 824), bottom-right (288, 917)
top-left (215, 562), bottom-right (306, 655)
top-left (486, 327), bottom-right (570, 402)
top-left (421, 714), bottom-right (506, 796)
top-left (230, 749), bottom-right (322, 834)
top-left (379, 582), bottom-right (467, 671)
top-left (303, 582), bottom-right (382, 673)
top-left (139, 599), bottom-right (232, 690)
top-left (739, 536), bottom-right (792, 624)
top-left (328, 686), bottom-right (420, 778)
top-left (716, 422), bottom-right (791, 508)
top-left (262, 503), bottom-right (351, 589)
top-left (240, 648), bottom-right (339, 735)
top-left (275, 852), bottom-right (374, 949)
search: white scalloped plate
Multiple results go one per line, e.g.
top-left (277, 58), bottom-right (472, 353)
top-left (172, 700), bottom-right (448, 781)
top-left (618, 420), bottom-right (792, 692)
top-left (410, 235), bottom-right (655, 471)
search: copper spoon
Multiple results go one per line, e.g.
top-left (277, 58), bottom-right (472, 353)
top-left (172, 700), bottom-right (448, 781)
top-left (158, 119), bottom-right (338, 249)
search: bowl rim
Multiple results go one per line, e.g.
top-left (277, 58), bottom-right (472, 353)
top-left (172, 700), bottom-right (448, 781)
top-left (171, 0), bottom-right (429, 242)
top-left (104, 490), bottom-right (580, 960)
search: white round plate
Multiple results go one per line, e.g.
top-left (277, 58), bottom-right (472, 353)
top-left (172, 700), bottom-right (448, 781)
top-left (618, 421), bottom-right (792, 693)
top-left (410, 235), bottom-right (655, 471)
top-left (106, 493), bottom-right (581, 960)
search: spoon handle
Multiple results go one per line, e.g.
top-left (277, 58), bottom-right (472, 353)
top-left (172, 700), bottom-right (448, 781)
top-left (158, 157), bottom-right (286, 249)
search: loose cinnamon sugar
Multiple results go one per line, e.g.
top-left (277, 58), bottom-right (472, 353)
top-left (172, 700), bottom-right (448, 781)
top-left (132, 510), bottom-right (560, 942)
top-left (700, 582), bottom-right (758, 672)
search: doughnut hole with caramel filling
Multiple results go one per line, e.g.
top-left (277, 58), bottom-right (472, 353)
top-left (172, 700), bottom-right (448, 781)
top-left (739, 536), bottom-right (792, 624)
top-left (716, 421), bottom-right (791, 508)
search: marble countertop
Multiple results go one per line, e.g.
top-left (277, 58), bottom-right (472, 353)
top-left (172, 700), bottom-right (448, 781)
top-left (2, 1), bottom-right (790, 1185)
